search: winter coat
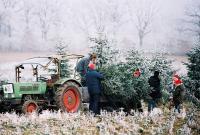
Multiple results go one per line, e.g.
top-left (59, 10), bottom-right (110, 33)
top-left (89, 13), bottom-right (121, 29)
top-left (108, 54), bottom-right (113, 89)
top-left (75, 56), bottom-right (90, 76)
top-left (86, 69), bottom-right (103, 94)
top-left (173, 84), bottom-right (185, 105)
top-left (148, 75), bottom-right (161, 99)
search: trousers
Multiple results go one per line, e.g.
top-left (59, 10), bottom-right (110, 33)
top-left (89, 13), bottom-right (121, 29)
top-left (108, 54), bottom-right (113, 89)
top-left (89, 93), bottom-right (100, 115)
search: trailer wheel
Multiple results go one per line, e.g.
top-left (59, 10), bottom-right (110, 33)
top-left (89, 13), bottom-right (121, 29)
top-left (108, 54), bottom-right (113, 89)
top-left (22, 100), bottom-right (38, 114)
top-left (55, 82), bottom-right (82, 112)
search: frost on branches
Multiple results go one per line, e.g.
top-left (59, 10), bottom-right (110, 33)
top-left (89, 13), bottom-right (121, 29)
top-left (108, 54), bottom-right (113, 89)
top-left (185, 44), bottom-right (200, 105)
top-left (90, 34), bottom-right (173, 110)
top-left (149, 53), bottom-right (173, 89)
top-left (90, 33), bottom-right (118, 69)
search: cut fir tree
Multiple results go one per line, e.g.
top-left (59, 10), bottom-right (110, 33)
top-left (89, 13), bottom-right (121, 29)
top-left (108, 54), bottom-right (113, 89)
top-left (185, 44), bottom-right (200, 100)
top-left (90, 33), bottom-right (174, 110)
top-left (89, 33), bottom-right (118, 69)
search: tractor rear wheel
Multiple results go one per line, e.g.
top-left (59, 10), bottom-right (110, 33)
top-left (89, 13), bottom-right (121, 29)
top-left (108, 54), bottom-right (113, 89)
top-left (22, 100), bottom-right (39, 114)
top-left (55, 82), bottom-right (82, 112)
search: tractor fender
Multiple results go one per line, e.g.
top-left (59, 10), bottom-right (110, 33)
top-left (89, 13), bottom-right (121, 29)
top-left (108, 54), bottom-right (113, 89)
top-left (55, 78), bottom-right (82, 87)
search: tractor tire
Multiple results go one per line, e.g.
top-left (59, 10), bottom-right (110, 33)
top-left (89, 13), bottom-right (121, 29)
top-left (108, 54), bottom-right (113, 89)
top-left (55, 82), bottom-right (82, 113)
top-left (22, 100), bottom-right (39, 114)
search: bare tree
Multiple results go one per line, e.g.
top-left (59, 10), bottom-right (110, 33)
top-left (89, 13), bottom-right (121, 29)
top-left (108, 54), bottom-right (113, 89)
top-left (89, 1), bottom-right (107, 35)
top-left (74, 0), bottom-right (127, 48)
top-left (72, 0), bottom-right (108, 49)
top-left (0, 0), bottom-right (19, 37)
top-left (72, 4), bottom-right (93, 44)
top-left (21, 0), bottom-right (33, 32)
top-left (184, 4), bottom-right (200, 41)
top-left (127, 0), bottom-right (156, 47)
top-left (35, 0), bottom-right (60, 41)
top-left (36, 0), bottom-right (49, 41)
top-left (106, 0), bottom-right (128, 47)
top-left (107, 0), bottom-right (127, 35)
top-left (16, 0), bottom-right (35, 51)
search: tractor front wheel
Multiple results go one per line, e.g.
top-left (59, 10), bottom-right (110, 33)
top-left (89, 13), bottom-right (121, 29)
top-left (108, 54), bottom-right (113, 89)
top-left (22, 100), bottom-right (39, 114)
top-left (55, 82), bottom-right (82, 112)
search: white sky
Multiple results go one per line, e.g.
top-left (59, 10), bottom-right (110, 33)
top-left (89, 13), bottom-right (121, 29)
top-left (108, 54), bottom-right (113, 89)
top-left (0, 0), bottom-right (199, 54)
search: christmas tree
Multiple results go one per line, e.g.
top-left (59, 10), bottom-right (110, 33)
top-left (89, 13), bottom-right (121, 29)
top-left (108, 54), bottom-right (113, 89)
top-left (90, 33), bottom-right (174, 109)
top-left (90, 33), bottom-right (118, 69)
top-left (54, 39), bottom-right (71, 78)
top-left (149, 53), bottom-right (173, 91)
top-left (185, 44), bottom-right (200, 99)
top-left (124, 50), bottom-right (150, 100)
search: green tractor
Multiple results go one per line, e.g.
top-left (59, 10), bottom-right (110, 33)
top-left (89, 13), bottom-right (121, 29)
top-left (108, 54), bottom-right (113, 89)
top-left (0, 54), bottom-right (88, 113)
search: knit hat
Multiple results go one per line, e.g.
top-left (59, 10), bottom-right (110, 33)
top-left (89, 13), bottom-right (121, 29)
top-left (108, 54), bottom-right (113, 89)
top-left (173, 74), bottom-right (182, 85)
top-left (133, 69), bottom-right (141, 77)
top-left (88, 63), bottom-right (95, 70)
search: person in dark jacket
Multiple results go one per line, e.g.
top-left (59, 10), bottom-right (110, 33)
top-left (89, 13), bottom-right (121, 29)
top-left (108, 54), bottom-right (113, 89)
top-left (148, 71), bottom-right (161, 112)
top-left (173, 75), bottom-right (185, 113)
top-left (75, 53), bottom-right (97, 86)
top-left (86, 63), bottom-right (103, 115)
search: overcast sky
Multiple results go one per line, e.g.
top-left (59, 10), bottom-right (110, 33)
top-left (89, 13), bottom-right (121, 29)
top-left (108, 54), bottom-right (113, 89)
top-left (0, 0), bottom-right (199, 54)
top-left (67, 0), bottom-right (199, 53)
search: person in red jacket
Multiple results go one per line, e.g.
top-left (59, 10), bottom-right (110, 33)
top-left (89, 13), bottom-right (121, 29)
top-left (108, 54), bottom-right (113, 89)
top-left (133, 68), bottom-right (141, 78)
top-left (132, 68), bottom-right (143, 113)
top-left (172, 74), bottom-right (185, 113)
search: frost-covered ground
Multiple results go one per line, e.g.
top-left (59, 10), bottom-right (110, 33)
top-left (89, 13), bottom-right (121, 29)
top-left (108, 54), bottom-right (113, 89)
top-left (0, 105), bottom-right (198, 135)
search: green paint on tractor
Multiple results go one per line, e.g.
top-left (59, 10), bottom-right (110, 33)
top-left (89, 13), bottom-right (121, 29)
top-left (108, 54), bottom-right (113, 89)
top-left (0, 54), bottom-right (84, 113)
top-left (3, 82), bottom-right (47, 99)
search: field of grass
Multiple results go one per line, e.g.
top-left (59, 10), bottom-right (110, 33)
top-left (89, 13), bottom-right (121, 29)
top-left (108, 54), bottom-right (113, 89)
top-left (0, 103), bottom-right (199, 135)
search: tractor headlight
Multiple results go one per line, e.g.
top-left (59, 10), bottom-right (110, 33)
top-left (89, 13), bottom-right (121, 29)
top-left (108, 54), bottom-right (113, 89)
top-left (11, 94), bottom-right (15, 98)
top-left (3, 84), bottom-right (14, 94)
top-left (5, 94), bottom-right (8, 98)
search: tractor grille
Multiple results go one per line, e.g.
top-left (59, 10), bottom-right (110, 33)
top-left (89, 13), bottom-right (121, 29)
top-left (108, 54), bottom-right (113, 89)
top-left (33, 85), bottom-right (39, 91)
top-left (20, 86), bottom-right (39, 91)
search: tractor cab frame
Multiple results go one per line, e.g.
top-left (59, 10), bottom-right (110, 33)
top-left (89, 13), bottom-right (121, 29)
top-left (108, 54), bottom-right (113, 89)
top-left (15, 54), bottom-right (84, 83)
